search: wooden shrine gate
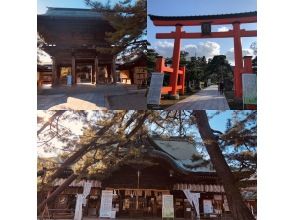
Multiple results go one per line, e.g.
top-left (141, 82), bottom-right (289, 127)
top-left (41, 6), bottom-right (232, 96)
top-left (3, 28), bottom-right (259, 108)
top-left (149, 11), bottom-right (257, 98)
top-left (156, 56), bottom-right (186, 97)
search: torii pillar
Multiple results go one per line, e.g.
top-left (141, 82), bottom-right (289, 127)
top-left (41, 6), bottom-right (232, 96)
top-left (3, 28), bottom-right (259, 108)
top-left (233, 22), bottom-right (243, 99)
top-left (170, 24), bottom-right (183, 98)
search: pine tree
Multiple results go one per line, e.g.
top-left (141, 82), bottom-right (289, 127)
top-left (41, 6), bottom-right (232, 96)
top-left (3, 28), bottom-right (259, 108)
top-left (85, 0), bottom-right (147, 57)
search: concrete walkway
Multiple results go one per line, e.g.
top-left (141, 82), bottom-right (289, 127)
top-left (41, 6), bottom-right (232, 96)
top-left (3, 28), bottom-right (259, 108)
top-left (167, 85), bottom-right (230, 110)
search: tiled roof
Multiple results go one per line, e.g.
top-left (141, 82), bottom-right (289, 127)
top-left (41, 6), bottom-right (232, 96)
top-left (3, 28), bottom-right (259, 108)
top-left (150, 137), bottom-right (214, 173)
top-left (39, 7), bottom-right (102, 18)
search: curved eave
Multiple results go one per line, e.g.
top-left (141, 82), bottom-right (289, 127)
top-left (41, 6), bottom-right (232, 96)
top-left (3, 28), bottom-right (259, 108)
top-left (37, 14), bottom-right (106, 22)
top-left (149, 11), bottom-right (257, 26)
top-left (146, 150), bottom-right (216, 177)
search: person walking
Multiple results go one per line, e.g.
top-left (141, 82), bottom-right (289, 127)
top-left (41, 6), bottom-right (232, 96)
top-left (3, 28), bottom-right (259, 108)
top-left (219, 81), bottom-right (224, 94)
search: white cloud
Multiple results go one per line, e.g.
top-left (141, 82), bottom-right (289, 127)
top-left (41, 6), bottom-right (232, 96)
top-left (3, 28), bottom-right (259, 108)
top-left (226, 48), bottom-right (255, 65)
top-left (217, 26), bottom-right (230, 32)
top-left (153, 40), bottom-right (221, 59)
top-left (153, 40), bottom-right (174, 58)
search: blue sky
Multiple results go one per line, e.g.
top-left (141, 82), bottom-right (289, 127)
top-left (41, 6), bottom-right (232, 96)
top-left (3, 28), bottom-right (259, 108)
top-left (38, 0), bottom-right (257, 65)
top-left (37, 0), bottom-right (117, 14)
top-left (147, 0), bottom-right (257, 64)
top-left (38, 0), bottom-right (89, 14)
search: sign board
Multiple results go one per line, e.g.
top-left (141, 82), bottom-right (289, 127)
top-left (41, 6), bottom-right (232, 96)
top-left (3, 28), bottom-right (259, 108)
top-left (242, 74), bottom-right (257, 105)
top-left (203, 200), bottom-right (213, 214)
top-left (99, 190), bottom-right (113, 218)
top-left (162, 195), bottom-right (174, 218)
top-left (147, 72), bottom-right (164, 105)
top-left (201, 23), bottom-right (211, 35)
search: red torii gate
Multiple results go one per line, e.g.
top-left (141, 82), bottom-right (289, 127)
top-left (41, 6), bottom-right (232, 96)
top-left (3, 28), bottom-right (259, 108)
top-left (149, 11), bottom-right (257, 99)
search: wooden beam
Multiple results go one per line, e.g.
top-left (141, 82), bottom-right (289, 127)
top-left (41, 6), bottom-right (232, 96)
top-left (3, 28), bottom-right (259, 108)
top-left (152, 16), bottom-right (257, 26)
top-left (156, 30), bottom-right (257, 39)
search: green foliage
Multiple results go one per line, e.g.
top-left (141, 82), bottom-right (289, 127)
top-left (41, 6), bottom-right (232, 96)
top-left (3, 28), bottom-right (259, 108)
top-left (220, 111), bottom-right (257, 172)
top-left (205, 55), bottom-right (233, 83)
top-left (85, 0), bottom-right (147, 57)
top-left (37, 110), bottom-right (257, 186)
top-left (146, 47), bottom-right (159, 73)
top-left (185, 55), bottom-right (208, 83)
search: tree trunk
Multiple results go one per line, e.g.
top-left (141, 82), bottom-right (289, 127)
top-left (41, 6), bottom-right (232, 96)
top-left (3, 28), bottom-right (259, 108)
top-left (192, 110), bottom-right (255, 220)
top-left (37, 111), bottom-right (66, 136)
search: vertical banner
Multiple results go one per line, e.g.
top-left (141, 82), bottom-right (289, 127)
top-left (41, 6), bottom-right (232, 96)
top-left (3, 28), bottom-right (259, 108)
top-left (74, 194), bottom-right (84, 220)
top-left (182, 190), bottom-right (193, 206)
top-left (203, 199), bottom-right (213, 214)
top-left (99, 190), bottom-right (113, 218)
top-left (242, 74), bottom-right (257, 105)
top-left (183, 190), bottom-right (200, 218)
top-left (191, 193), bottom-right (200, 218)
top-left (82, 181), bottom-right (92, 206)
top-left (147, 72), bottom-right (164, 105)
top-left (162, 195), bottom-right (174, 218)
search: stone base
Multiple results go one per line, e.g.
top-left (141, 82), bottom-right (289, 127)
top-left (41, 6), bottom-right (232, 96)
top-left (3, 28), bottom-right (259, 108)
top-left (169, 94), bottom-right (180, 100)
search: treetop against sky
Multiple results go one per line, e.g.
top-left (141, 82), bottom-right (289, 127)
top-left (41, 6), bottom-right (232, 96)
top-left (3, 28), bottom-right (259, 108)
top-left (147, 0), bottom-right (257, 65)
top-left (37, 110), bottom-right (256, 159)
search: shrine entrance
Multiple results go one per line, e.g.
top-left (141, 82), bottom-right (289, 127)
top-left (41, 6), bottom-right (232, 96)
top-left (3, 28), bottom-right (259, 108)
top-left (76, 64), bottom-right (94, 84)
top-left (149, 11), bottom-right (257, 99)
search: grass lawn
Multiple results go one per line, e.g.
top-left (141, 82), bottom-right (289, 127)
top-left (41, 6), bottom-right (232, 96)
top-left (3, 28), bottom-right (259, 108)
top-left (224, 91), bottom-right (244, 110)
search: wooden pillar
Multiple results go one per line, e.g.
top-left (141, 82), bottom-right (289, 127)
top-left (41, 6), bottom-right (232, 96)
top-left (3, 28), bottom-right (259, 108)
top-left (95, 56), bottom-right (99, 85)
top-left (243, 56), bottom-right (253, 73)
top-left (171, 25), bottom-right (182, 97)
top-left (233, 22), bottom-right (243, 99)
top-left (51, 57), bottom-right (58, 86)
top-left (91, 64), bottom-right (95, 84)
top-left (179, 66), bottom-right (185, 95)
top-left (111, 56), bottom-right (117, 83)
top-left (155, 56), bottom-right (165, 73)
top-left (90, 65), bottom-right (93, 84)
top-left (71, 55), bottom-right (76, 84)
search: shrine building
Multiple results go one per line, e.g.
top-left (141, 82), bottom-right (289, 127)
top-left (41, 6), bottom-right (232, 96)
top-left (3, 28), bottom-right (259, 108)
top-left (38, 137), bottom-right (256, 219)
top-left (38, 7), bottom-right (118, 86)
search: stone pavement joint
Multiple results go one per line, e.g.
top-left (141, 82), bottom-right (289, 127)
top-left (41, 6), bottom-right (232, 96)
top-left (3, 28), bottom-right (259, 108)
top-left (167, 85), bottom-right (230, 110)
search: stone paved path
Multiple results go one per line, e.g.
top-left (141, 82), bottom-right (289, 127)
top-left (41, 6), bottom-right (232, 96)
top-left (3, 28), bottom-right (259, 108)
top-left (107, 91), bottom-right (147, 110)
top-left (37, 84), bottom-right (146, 110)
top-left (167, 85), bottom-right (230, 110)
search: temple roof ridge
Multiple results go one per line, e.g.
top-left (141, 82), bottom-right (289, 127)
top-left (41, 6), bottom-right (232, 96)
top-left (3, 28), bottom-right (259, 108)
top-left (39, 7), bottom-right (102, 18)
